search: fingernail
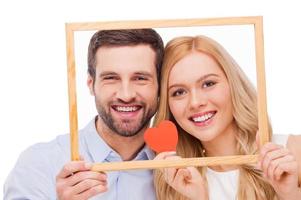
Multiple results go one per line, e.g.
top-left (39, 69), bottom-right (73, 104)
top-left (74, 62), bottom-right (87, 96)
top-left (85, 163), bottom-right (92, 169)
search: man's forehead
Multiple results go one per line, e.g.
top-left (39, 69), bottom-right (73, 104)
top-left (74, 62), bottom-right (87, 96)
top-left (95, 44), bottom-right (156, 74)
top-left (96, 44), bottom-right (155, 55)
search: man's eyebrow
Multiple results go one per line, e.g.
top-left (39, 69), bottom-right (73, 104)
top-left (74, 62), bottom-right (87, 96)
top-left (134, 71), bottom-right (154, 77)
top-left (168, 73), bottom-right (219, 90)
top-left (99, 71), bottom-right (118, 78)
top-left (98, 71), bottom-right (154, 78)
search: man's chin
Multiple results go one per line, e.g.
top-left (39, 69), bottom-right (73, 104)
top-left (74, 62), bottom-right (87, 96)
top-left (115, 125), bottom-right (142, 137)
top-left (110, 115), bottom-right (150, 136)
top-left (115, 123), bottom-right (143, 137)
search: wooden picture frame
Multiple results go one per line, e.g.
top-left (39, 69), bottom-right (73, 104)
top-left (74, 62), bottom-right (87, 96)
top-left (65, 16), bottom-right (269, 171)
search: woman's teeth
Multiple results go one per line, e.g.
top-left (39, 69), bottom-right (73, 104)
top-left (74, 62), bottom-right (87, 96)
top-left (192, 112), bottom-right (214, 122)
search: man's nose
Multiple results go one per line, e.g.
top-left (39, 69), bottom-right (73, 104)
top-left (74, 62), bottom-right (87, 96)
top-left (116, 81), bottom-right (136, 103)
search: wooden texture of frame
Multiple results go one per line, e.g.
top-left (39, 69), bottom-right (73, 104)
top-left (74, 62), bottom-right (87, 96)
top-left (65, 16), bottom-right (269, 171)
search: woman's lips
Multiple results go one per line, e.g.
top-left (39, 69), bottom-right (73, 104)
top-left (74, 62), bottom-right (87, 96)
top-left (189, 111), bottom-right (217, 127)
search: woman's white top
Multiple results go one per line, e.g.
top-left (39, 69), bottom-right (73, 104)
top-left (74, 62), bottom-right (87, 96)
top-left (206, 134), bottom-right (289, 200)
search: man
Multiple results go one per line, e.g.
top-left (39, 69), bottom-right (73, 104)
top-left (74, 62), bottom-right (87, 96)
top-left (4, 29), bottom-right (164, 200)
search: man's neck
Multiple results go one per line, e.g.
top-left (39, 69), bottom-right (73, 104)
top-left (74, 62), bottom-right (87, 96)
top-left (95, 117), bottom-right (146, 161)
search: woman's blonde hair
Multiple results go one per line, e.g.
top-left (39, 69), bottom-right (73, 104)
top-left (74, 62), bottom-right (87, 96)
top-left (154, 36), bottom-right (276, 200)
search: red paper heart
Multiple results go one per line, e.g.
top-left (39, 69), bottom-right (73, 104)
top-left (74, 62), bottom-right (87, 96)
top-left (144, 120), bottom-right (178, 153)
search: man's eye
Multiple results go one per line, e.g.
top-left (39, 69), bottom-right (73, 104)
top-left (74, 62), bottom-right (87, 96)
top-left (103, 76), bottom-right (117, 80)
top-left (171, 89), bottom-right (186, 97)
top-left (203, 80), bottom-right (216, 88)
top-left (134, 76), bottom-right (147, 81)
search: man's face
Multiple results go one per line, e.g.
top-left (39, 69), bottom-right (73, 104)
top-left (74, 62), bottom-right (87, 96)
top-left (88, 45), bottom-right (158, 137)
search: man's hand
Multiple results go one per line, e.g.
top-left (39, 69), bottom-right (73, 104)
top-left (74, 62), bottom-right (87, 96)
top-left (56, 160), bottom-right (108, 200)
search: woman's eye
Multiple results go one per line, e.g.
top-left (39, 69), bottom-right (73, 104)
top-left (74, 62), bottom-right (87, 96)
top-left (203, 80), bottom-right (216, 88)
top-left (171, 89), bottom-right (186, 97)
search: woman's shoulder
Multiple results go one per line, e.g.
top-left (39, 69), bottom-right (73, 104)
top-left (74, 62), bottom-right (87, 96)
top-left (272, 134), bottom-right (290, 146)
top-left (272, 134), bottom-right (301, 148)
top-left (286, 135), bottom-right (301, 156)
top-left (287, 134), bottom-right (301, 146)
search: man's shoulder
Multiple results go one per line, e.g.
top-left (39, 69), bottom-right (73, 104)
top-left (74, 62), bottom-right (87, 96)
top-left (3, 134), bottom-right (73, 199)
top-left (18, 118), bottom-right (97, 164)
top-left (3, 121), bottom-right (96, 199)
top-left (15, 133), bottom-right (74, 168)
top-left (27, 133), bottom-right (69, 153)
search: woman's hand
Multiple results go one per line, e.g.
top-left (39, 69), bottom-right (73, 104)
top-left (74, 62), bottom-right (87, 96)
top-left (258, 142), bottom-right (301, 200)
top-left (154, 152), bottom-right (208, 200)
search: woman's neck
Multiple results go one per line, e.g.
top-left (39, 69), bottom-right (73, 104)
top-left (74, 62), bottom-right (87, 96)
top-left (201, 122), bottom-right (239, 171)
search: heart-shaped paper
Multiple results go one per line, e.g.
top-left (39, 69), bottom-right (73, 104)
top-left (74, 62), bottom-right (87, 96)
top-left (144, 120), bottom-right (178, 153)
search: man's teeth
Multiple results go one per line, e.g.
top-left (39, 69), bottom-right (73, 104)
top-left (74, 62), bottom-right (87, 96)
top-left (116, 106), bottom-right (138, 112)
top-left (192, 113), bottom-right (214, 122)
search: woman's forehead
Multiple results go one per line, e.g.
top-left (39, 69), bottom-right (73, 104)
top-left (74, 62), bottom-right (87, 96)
top-left (168, 52), bottom-right (224, 85)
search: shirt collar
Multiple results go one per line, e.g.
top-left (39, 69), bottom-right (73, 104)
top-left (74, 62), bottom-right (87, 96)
top-left (81, 117), bottom-right (112, 163)
top-left (81, 117), bottom-right (155, 163)
top-left (138, 145), bottom-right (155, 160)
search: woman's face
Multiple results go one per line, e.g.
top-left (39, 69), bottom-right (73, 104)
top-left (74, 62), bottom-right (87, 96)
top-left (168, 51), bottom-right (235, 143)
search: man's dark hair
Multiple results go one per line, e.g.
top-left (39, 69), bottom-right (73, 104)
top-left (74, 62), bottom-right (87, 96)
top-left (88, 29), bottom-right (164, 83)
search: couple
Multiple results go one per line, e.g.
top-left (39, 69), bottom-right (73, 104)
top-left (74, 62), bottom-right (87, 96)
top-left (4, 29), bottom-right (301, 200)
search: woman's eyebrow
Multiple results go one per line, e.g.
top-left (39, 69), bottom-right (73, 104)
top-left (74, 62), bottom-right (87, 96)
top-left (196, 73), bottom-right (219, 83)
top-left (168, 73), bottom-right (219, 90)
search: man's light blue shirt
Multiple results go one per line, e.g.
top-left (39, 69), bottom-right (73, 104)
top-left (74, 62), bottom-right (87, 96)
top-left (4, 118), bottom-right (156, 200)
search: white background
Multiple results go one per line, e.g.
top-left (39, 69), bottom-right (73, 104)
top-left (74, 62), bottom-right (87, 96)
top-left (1, 0), bottom-right (300, 197)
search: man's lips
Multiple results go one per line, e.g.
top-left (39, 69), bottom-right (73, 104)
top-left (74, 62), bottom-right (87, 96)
top-left (111, 105), bottom-right (142, 112)
top-left (111, 105), bottom-right (143, 118)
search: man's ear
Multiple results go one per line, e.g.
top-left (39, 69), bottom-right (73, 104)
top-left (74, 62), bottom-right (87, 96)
top-left (87, 75), bottom-right (95, 96)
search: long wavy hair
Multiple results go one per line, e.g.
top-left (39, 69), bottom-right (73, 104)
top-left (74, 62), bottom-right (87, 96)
top-left (154, 35), bottom-right (276, 200)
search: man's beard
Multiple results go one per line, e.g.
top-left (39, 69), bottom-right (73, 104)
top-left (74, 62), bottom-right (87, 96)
top-left (95, 100), bottom-right (156, 137)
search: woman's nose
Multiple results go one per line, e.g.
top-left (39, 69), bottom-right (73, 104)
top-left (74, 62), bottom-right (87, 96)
top-left (189, 89), bottom-right (207, 110)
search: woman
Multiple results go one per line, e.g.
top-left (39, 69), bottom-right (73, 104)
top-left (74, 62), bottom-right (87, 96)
top-left (154, 35), bottom-right (301, 200)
